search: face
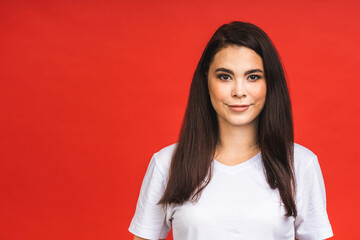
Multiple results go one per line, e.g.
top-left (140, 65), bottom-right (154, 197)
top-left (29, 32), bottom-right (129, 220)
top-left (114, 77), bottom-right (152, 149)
top-left (207, 45), bottom-right (267, 129)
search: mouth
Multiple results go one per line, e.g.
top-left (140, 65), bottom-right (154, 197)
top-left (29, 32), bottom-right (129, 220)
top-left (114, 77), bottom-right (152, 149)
top-left (227, 104), bottom-right (251, 112)
top-left (228, 104), bottom-right (250, 107)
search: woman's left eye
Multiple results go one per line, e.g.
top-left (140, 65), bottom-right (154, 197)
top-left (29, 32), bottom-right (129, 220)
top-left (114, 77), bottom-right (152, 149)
top-left (248, 75), bottom-right (261, 81)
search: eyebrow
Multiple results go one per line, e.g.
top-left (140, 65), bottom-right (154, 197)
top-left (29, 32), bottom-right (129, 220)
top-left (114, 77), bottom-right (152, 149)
top-left (214, 68), bottom-right (264, 76)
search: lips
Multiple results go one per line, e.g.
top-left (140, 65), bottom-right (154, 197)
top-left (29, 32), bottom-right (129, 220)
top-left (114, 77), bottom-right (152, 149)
top-left (228, 104), bottom-right (250, 107)
top-left (227, 104), bottom-right (251, 112)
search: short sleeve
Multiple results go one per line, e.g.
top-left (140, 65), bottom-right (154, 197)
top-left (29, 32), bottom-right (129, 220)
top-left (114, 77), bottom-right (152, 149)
top-left (294, 155), bottom-right (334, 240)
top-left (128, 155), bottom-right (171, 239)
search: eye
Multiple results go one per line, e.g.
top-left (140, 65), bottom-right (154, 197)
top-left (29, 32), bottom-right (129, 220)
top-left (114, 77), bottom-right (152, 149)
top-left (247, 74), bottom-right (261, 81)
top-left (217, 74), bottom-right (232, 81)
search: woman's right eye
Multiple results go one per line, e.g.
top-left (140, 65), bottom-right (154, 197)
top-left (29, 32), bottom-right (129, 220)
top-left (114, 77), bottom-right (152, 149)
top-left (217, 74), bottom-right (231, 81)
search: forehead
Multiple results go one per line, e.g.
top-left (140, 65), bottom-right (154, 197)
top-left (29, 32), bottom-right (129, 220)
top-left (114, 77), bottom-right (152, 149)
top-left (210, 45), bottom-right (264, 71)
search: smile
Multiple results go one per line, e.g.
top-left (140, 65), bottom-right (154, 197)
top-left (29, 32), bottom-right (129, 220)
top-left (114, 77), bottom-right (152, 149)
top-left (227, 104), bottom-right (251, 112)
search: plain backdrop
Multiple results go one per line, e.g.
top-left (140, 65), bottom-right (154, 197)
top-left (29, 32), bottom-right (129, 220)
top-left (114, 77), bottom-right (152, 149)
top-left (1, 0), bottom-right (359, 239)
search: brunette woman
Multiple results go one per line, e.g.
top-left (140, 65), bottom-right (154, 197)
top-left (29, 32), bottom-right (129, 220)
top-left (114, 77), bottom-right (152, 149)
top-left (129, 21), bottom-right (333, 240)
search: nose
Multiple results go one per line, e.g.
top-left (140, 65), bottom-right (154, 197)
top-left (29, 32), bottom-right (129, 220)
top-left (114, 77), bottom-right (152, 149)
top-left (231, 79), bottom-right (246, 98)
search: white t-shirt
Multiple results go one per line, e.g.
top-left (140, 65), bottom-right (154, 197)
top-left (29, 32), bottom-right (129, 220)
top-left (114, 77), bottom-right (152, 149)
top-left (129, 143), bottom-right (333, 240)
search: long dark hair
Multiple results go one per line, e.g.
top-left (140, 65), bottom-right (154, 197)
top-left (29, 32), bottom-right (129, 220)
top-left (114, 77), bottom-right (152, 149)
top-left (159, 21), bottom-right (297, 217)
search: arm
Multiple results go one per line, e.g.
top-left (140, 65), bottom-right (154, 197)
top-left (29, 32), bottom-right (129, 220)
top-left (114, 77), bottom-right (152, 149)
top-left (294, 155), bottom-right (333, 240)
top-left (133, 235), bottom-right (165, 240)
top-left (129, 155), bottom-right (171, 239)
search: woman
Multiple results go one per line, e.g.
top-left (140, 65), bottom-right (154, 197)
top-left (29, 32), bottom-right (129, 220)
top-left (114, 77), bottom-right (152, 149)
top-left (129, 21), bottom-right (333, 240)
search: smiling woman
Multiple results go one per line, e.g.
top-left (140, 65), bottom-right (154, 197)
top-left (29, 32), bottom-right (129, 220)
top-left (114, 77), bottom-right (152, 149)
top-left (129, 21), bottom-right (333, 240)
top-left (207, 46), bottom-right (267, 166)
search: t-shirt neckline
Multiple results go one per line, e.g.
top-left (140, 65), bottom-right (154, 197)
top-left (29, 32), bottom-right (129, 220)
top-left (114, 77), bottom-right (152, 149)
top-left (213, 151), bottom-right (262, 173)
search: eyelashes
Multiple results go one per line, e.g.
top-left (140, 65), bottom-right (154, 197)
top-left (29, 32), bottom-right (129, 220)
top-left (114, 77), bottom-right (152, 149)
top-left (216, 74), bottom-right (262, 81)
top-left (217, 74), bottom-right (232, 81)
top-left (248, 74), bottom-right (261, 81)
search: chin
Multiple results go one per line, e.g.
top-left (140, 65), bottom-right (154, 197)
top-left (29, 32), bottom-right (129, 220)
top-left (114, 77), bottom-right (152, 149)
top-left (226, 120), bottom-right (251, 127)
top-left (229, 118), bottom-right (258, 127)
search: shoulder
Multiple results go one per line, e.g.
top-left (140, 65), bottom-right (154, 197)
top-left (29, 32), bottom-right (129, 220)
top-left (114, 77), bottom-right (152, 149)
top-left (294, 142), bottom-right (317, 160)
top-left (152, 143), bottom-right (178, 179)
top-left (293, 142), bottom-right (318, 175)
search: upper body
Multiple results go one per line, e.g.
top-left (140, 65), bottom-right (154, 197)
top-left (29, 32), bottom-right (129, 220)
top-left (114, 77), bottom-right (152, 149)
top-left (129, 21), bottom-right (333, 240)
top-left (129, 142), bottom-right (333, 240)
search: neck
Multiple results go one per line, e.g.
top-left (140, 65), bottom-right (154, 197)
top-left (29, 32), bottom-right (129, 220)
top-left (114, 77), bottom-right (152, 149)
top-left (216, 117), bottom-right (260, 160)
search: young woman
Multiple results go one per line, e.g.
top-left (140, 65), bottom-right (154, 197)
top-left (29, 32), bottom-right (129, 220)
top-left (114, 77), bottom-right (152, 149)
top-left (129, 21), bottom-right (333, 240)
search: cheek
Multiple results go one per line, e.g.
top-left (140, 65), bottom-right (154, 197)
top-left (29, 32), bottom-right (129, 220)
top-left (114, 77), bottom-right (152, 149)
top-left (209, 83), bottom-right (227, 105)
top-left (251, 83), bottom-right (267, 102)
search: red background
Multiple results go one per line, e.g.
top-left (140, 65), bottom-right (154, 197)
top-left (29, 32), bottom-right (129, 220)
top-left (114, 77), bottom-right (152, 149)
top-left (1, 0), bottom-right (359, 239)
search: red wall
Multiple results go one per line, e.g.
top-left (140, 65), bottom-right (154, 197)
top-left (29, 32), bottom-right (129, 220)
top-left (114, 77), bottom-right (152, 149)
top-left (1, 0), bottom-right (359, 239)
